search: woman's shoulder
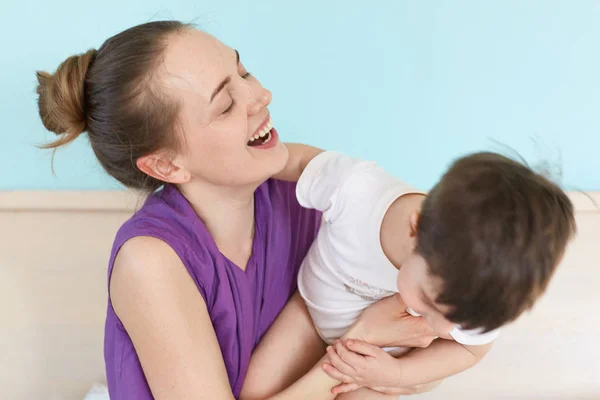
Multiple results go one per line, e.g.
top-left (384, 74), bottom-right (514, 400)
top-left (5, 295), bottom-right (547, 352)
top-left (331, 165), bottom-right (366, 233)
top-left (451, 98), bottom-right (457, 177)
top-left (108, 186), bottom-right (216, 299)
top-left (260, 178), bottom-right (304, 213)
top-left (115, 185), bottom-right (210, 249)
top-left (262, 178), bottom-right (320, 218)
top-left (112, 235), bottom-right (182, 285)
top-left (111, 235), bottom-right (191, 297)
top-left (262, 177), bottom-right (297, 196)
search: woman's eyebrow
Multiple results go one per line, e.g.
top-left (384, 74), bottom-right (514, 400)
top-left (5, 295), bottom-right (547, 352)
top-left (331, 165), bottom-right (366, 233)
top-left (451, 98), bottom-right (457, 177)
top-left (209, 50), bottom-right (240, 103)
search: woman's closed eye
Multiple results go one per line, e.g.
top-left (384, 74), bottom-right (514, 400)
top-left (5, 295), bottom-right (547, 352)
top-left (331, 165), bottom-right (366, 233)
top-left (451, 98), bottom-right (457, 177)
top-left (221, 70), bottom-right (253, 114)
top-left (222, 100), bottom-right (234, 114)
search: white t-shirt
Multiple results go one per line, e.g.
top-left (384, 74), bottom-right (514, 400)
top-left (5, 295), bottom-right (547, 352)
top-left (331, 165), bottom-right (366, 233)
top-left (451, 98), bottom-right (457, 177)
top-left (296, 151), bottom-right (499, 346)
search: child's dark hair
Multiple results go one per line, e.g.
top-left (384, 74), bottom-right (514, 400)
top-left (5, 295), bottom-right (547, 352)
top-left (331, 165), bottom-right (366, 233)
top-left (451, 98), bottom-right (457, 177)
top-left (416, 152), bottom-right (576, 332)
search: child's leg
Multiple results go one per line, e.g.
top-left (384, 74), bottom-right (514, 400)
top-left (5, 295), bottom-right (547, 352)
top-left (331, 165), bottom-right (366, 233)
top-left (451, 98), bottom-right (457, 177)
top-left (240, 291), bottom-right (327, 400)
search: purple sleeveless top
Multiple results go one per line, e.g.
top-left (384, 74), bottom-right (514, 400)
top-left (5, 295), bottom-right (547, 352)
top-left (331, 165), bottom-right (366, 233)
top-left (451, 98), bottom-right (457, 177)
top-left (104, 180), bottom-right (321, 399)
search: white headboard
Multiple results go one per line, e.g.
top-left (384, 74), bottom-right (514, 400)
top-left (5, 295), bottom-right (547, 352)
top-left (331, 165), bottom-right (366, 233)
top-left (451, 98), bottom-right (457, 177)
top-left (1, 191), bottom-right (598, 399)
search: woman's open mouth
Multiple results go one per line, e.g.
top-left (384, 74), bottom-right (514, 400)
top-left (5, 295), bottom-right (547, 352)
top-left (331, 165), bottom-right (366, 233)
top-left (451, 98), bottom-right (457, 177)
top-left (247, 118), bottom-right (273, 147)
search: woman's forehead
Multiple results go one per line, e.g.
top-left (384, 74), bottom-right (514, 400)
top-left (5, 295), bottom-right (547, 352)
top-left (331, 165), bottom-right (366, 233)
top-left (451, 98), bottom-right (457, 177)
top-left (162, 29), bottom-right (235, 102)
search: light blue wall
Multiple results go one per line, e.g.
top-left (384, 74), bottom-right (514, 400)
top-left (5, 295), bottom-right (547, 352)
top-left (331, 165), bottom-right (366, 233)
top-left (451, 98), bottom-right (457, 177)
top-left (2, 1), bottom-right (599, 191)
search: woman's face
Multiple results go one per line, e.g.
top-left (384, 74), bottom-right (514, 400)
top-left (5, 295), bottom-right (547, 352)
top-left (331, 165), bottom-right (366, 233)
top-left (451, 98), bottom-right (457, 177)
top-left (162, 29), bottom-right (289, 187)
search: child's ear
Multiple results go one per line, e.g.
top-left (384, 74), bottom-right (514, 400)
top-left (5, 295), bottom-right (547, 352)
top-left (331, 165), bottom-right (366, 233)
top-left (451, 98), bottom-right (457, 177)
top-left (409, 211), bottom-right (420, 238)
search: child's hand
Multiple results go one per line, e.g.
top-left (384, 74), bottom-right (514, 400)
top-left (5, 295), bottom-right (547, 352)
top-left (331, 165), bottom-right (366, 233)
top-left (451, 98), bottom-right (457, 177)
top-left (322, 339), bottom-right (401, 394)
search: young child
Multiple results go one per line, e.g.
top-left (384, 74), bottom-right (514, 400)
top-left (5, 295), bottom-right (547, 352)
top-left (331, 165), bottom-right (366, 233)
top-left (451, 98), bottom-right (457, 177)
top-left (277, 144), bottom-right (576, 395)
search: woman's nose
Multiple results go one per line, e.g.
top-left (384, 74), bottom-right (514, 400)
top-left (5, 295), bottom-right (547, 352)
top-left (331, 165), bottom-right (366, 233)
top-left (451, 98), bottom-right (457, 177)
top-left (248, 88), bottom-right (272, 115)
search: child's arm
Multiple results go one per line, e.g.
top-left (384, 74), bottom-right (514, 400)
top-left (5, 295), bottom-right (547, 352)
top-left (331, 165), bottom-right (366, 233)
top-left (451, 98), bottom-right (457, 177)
top-left (272, 143), bottom-right (324, 182)
top-left (323, 338), bottom-right (493, 394)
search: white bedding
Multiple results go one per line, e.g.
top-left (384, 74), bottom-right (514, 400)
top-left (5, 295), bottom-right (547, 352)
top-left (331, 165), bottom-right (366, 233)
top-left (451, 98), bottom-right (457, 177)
top-left (83, 384), bottom-right (109, 400)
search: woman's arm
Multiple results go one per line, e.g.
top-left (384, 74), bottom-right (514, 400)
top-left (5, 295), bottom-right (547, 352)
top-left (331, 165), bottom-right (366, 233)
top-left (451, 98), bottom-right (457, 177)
top-left (243, 293), bottom-right (442, 400)
top-left (111, 236), bottom-right (338, 400)
top-left (241, 293), bottom-right (333, 400)
top-left (273, 143), bottom-right (323, 182)
top-left (111, 237), bottom-right (236, 399)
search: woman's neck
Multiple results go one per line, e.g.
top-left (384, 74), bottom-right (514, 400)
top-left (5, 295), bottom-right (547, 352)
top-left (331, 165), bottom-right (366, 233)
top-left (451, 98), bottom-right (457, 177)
top-left (179, 180), bottom-right (258, 267)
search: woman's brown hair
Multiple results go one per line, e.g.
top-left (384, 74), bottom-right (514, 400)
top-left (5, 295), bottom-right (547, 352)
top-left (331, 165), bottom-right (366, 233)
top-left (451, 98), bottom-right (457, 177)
top-left (36, 21), bottom-right (191, 191)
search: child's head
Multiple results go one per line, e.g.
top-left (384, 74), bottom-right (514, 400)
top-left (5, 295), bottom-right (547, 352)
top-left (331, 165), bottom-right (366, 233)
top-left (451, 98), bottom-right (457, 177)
top-left (397, 152), bottom-right (576, 334)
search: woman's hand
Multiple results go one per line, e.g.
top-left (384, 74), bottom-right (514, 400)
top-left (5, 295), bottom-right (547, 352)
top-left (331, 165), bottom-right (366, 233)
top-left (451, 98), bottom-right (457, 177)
top-left (343, 293), bottom-right (437, 348)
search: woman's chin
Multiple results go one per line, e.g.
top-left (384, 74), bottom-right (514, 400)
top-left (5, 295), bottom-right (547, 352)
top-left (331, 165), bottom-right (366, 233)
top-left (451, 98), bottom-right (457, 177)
top-left (255, 141), bottom-right (289, 179)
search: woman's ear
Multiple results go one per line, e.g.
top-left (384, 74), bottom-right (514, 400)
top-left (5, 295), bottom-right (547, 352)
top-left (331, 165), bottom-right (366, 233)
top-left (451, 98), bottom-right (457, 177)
top-left (136, 152), bottom-right (190, 184)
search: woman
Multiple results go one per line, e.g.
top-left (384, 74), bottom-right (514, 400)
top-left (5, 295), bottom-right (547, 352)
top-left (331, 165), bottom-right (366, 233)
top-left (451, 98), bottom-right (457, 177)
top-left (36, 21), bottom-right (436, 399)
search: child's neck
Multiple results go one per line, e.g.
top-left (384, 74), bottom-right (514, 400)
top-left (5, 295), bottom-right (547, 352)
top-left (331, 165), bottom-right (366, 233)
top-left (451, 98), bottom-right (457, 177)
top-left (380, 193), bottom-right (425, 270)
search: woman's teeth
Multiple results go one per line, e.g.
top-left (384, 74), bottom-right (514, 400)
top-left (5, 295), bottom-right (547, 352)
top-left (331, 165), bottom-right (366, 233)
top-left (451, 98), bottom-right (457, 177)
top-left (249, 119), bottom-right (273, 143)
